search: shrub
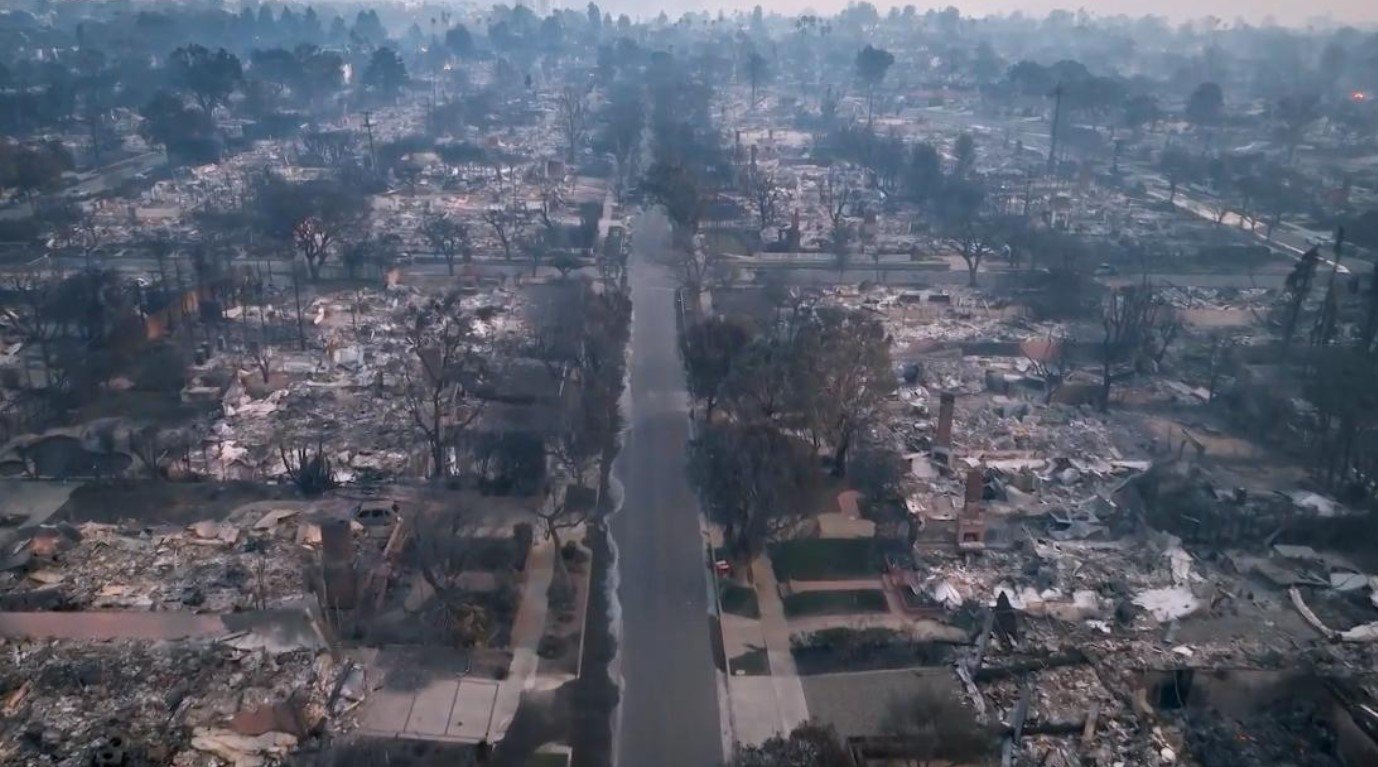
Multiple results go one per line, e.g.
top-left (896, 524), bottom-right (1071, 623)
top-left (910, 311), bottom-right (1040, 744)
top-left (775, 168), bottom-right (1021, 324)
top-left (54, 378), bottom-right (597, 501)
top-left (537, 634), bottom-right (566, 659)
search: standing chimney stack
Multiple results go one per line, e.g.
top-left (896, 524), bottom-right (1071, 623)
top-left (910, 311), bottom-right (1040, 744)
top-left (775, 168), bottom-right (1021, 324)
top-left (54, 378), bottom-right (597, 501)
top-left (320, 519), bottom-right (358, 610)
top-left (957, 467), bottom-right (987, 551)
top-left (933, 392), bottom-right (956, 467)
top-left (964, 467), bottom-right (983, 505)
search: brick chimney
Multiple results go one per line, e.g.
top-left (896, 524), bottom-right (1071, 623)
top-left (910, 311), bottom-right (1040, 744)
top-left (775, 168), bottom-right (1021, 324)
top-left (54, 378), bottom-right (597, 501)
top-left (319, 519), bottom-right (357, 610)
top-left (932, 392), bottom-right (956, 469)
top-left (957, 467), bottom-right (987, 551)
top-left (964, 467), bottom-right (983, 505)
top-left (935, 392), bottom-right (956, 447)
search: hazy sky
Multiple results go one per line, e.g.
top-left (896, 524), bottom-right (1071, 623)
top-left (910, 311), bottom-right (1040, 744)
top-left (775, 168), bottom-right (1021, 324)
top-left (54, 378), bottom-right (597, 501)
top-left (602, 0), bottom-right (1378, 28)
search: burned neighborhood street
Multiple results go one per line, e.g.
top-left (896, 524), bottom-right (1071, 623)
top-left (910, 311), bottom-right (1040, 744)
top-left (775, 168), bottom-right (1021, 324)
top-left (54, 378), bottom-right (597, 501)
top-left (4, 2), bottom-right (1378, 766)
top-left (612, 209), bottom-right (723, 767)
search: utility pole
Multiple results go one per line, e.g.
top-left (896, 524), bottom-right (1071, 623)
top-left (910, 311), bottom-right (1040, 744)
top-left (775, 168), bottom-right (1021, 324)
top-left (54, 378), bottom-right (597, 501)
top-left (362, 111), bottom-right (377, 171)
top-left (1047, 82), bottom-right (1063, 177)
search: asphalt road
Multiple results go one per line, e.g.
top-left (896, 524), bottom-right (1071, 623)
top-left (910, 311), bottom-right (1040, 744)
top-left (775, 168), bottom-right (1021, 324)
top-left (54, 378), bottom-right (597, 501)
top-left (611, 208), bottom-right (723, 767)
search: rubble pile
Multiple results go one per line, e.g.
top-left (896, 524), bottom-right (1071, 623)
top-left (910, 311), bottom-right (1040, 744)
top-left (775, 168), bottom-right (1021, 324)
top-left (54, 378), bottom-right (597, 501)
top-left (0, 639), bottom-right (351, 767)
top-left (0, 30), bottom-right (618, 767)
top-left (1182, 696), bottom-right (1346, 767)
top-left (202, 285), bottom-right (531, 480)
top-left (890, 395), bottom-right (1140, 537)
top-left (774, 215), bottom-right (1378, 747)
top-left (990, 662), bottom-right (1150, 767)
top-left (1124, 463), bottom-right (1300, 546)
top-left (1159, 286), bottom-right (1273, 312)
top-left (847, 274), bottom-right (1378, 765)
top-left (1, 521), bottom-right (310, 612)
top-left (819, 286), bottom-right (1059, 347)
top-left (966, 402), bottom-right (1124, 459)
top-left (989, 663), bottom-right (1121, 724)
top-left (893, 386), bottom-right (1125, 454)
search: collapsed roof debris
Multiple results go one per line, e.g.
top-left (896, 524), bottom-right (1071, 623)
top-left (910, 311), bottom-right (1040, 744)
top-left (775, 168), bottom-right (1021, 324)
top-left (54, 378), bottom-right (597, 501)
top-left (0, 638), bottom-right (352, 767)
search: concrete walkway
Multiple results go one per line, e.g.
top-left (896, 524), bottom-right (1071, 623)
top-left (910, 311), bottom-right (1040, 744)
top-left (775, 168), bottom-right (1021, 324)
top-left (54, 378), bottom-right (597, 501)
top-left (721, 564), bottom-right (967, 745)
top-left (356, 536), bottom-right (557, 744)
top-left (489, 535), bottom-right (556, 739)
top-left (721, 611), bottom-right (768, 663)
top-left (726, 557), bottom-right (810, 746)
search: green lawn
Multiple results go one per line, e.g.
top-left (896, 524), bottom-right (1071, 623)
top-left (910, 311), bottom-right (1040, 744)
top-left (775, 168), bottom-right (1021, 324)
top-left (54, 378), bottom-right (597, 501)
top-left (719, 582), bottom-right (761, 618)
top-left (790, 627), bottom-right (952, 675)
top-left (782, 589), bottom-right (889, 618)
top-left (769, 538), bottom-right (884, 581)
